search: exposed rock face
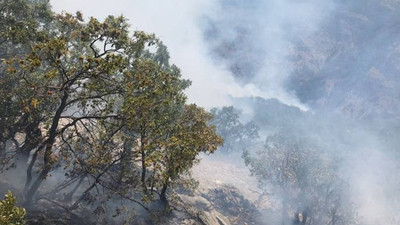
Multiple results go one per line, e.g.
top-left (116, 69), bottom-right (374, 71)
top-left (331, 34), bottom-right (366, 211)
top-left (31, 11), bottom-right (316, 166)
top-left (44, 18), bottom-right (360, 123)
top-left (179, 194), bottom-right (231, 225)
top-left (161, 186), bottom-right (261, 225)
top-left (156, 154), bottom-right (264, 225)
top-left (158, 194), bottom-right (231, 225)
top-left (201, 186), bottom-right (260, 225)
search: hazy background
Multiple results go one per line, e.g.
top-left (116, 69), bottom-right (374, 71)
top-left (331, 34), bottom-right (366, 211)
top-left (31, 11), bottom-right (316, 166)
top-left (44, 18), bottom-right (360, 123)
top-left (51, 0), bottom-right (328, 109)
top-left (50, 1), bottom-right (400, 224)
top-left (51, 0), bottom-right (246, 108)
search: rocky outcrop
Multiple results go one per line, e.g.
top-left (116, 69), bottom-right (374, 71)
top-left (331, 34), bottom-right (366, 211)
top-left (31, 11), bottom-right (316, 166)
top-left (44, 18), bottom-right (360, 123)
top-left (160, 194), bottom-right (231, 225)
top-left (160, 184), bottom-right (261, 225)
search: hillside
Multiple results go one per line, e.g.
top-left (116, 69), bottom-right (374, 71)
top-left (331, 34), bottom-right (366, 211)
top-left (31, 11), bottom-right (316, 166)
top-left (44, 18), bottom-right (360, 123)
top-left (205, 0), bottom-right (400, 119)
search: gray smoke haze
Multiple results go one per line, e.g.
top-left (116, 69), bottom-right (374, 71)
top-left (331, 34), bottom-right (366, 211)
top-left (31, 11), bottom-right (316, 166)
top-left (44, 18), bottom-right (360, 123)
top-left (51, 0), bottom-right (249, 108)
top-left (202, 0), bottom-right (337, 110)
top-left (201, 1), bottom-right (400, 223)
top-left (50, 1), bottom-right (400, 224)
top-left (51, 0), bottom-right (330, 109)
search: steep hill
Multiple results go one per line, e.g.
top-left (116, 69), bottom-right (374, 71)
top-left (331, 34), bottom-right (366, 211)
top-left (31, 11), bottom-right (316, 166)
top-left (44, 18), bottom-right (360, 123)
top-left (204, 0), bottom-right (400, 119)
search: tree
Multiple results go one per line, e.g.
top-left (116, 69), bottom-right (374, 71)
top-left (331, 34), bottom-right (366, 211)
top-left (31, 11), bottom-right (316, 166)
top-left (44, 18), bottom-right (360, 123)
top-left (0, 0), bottom-right (52, 47)
top-left (0, 0), bottom-right (52, 162)
top-left (0, 5), bottom-right (222, 223)
top-left (159, 104), bottom-right (223, 202)
top-left (5, 12), bottom-right (141, 205)
top-left (243, 133), bottom-right (357, 225)
top-left (0, 6), bottom-right (222, 222)
top-left (211, 106), bottom-right (259, 153)
top-left (0, 191), bottom-right (26, 225)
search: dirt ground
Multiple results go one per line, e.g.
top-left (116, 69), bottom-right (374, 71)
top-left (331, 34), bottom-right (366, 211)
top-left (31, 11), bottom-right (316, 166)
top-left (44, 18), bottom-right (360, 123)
top-left (191, 153), bottom-right (261, 202)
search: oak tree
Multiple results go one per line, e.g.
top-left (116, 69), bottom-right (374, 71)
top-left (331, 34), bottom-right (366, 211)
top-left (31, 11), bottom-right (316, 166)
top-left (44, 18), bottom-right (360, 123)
top-left (0, 4), bottom-right (222, 222)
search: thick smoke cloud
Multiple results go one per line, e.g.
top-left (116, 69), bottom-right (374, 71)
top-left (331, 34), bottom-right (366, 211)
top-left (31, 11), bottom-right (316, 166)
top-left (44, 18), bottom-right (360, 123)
top-left (51, 0), bottom-right (332, 109)
top-left (50, 1), bottom-right (400, 224)
top-left (203, 1), bottom-right (400, 224)
top-left (51, 0), bottom-right (250, 108)
top-left (202, 0), bottom-right (336, 109)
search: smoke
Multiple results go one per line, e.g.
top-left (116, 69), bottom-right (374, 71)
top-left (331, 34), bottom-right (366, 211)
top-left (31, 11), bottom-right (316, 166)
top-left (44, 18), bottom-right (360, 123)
top-left (49, 1), bottom-right (400, 225)
top-left (201, 0), bottom-right (338, 110)
top-left (202, 1), bottom-right (400, 224)
top-left (343, 127), bottom-right (400, 225)
top-left (50, 0), bottom-right (333, 109)
top-left (51, 0), bottom-right (248, 108)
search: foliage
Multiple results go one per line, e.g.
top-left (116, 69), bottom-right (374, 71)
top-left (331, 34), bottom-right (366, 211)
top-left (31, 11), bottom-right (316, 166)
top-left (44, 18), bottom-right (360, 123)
top-left (0, 191), bottom-right (26, 225)
top-left (0, 1), bottom-right (222, 222)
top-left (0, 0), bottom-right (52, 46)
top-left (243, 133), bottom-right (357, 225)
top-left (0, 0), bottom-right (52, 160)
top-left (211, 106), bottom-right (259, 153)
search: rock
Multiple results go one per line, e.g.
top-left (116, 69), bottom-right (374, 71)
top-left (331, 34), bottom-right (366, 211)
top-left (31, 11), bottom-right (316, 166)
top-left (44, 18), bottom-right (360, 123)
top-left (171, 195), bottom-right (231, 225)
top-left (198, 211), bottom-right (230, 225)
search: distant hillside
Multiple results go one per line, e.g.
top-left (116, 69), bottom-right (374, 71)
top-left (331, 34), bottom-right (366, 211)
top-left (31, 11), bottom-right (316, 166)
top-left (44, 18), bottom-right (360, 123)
top-left (204, 0), bottom-right (400, 119)
top-left (290, 0), bottom-right (400, 119)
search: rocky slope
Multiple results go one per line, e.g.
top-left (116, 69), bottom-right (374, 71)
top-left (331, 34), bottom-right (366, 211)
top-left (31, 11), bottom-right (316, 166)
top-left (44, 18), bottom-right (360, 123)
top-left (159, 154), bottom-right (263, 225)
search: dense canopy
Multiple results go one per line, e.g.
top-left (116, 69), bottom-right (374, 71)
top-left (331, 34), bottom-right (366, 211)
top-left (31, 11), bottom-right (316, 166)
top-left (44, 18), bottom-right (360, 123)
top-left (0, 0), bottom-right (222, 222)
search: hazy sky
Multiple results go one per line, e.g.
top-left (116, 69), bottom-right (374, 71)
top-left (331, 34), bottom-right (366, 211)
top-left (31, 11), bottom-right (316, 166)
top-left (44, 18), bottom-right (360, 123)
top-left (50, 0), bottom-right (333, 110)
top-left (51, 0), bottom-right (250, 108)
top-left (46, 2), bottom-right (400, 224)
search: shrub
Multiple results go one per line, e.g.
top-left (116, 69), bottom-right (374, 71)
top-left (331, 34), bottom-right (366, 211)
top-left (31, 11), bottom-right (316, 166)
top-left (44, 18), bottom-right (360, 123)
top-left (0, 191), bottom-right (26, 225)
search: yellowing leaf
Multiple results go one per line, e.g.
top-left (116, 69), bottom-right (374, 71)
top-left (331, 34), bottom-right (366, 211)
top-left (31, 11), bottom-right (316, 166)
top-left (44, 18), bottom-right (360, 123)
top-left (31, 98), bottom-right (38, 109)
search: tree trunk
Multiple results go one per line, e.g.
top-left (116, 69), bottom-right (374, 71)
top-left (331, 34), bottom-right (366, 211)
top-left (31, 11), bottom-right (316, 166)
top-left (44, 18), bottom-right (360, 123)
top-left (24, 165), bottom-right (50, 205)
top-left (17, 121), bottom-right (41, 165)
top-left (64, 176), bottom-right (85, 202)
top-left (70, 181), bottom-right (96, 210)
top-left (24, 89), bottom-right (69, 206)
top-left (120, 133), bottom-right (134, 182)
top-left (140, 135), bottom-right (147, 193)
top-left (160, 179), bottom-right (169, 203)
top-left (0, 141), bottom-right (5, 157)
top-left (23, 146), bottom-right (42, 197)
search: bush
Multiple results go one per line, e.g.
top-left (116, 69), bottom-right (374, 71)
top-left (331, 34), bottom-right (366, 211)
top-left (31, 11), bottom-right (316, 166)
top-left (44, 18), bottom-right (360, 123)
top-left (0, 191), bottom-right (26, 225)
